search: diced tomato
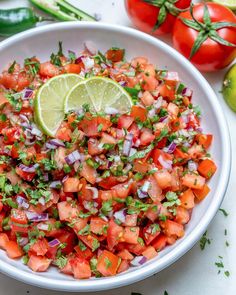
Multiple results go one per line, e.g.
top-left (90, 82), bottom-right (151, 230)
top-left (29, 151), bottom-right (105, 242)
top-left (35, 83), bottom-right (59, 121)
top-left (151, 234), bottom-right (168, 252)
top-left (57, 201), bottom-right (80, 222)
top-left (73, 218), bottom-right (89, 233)
top-left (78, 115), bottom-right (111, 137)
top-left (130, 105), bottom-right (147, 122)
top-left (133, 160), bottom-right (149, 174)
top-left (174, 207), bottom-right (190, 224)
top-left (152, 149), bottom-right (173, 169)
top-left (174, 148), bottom-right (189, 164)
top-left (97, 250), bottom-right (120, 276)
top-left (139, 128), bottom-right (155, 146)
top-left (142, 246), bottom-right (157, 260)
top-left (28, 255), bottom-right (51, 272)
top-left (99, 190), bottom-right (116, 201)
top-left (117, 249), bottom-right (134, 260)
top-left (0, 92), bottom-right (9, 107)
top-left (15, 166), bottom-right (35, 182)
top-left (39, 62), bottom-right (60, 78)
top-left (74, 244), bottom-right (93, 260)
top-left (147, 176), bottom-right (162, 202)
top-left (106, 49), bottom-right (125, 62)
top-left (163, 72), bottom-right (179, 86)
top-left (0, 201), bottom-right (3, 213)
top-left (128, 123), bottom-right (140, 141)
top-left (182, 173), bottom-right (205, 189)
top-left (118, 115), bottom-right (134, 129)
top-left (112, 181), bottom-right (132, 199)
top-left (158, 84), bottom-right (175, 100)
top-left (2, 127), bottom-right (21, 144)
top-left (195, 134), bottom-right (213, 149)
top-left (124, 214), bottom-right (138, 227)
top-left (63, 177), bottom-right (80, 193)
top-left (57, 231), bottom-right (77, 255)
top-left (98, 176), bottom-right (119, 190)
top-left (107, 219), bottom-right (123, 250)
top-left (10, 209), bottom-right (28, 224)
top-left (141, 91), bottom-right (154, 106)
top-left (161, 220), bottom-right (184, 238)
top-left (71, 257), bottom-right (91, 279)
top-left (64, 63), bottom-right (82, 74)
top-left (193, 184), bottom-right (210, 202)
top-left (89, 217), bottom-right (107, 235)
top-left (197, 159), bottom-right (217, 179)
top-left (125, 242), bottom-right (147, 255)
top-left (77, 234), bottom-right (99, 250)
top-left (5, 240), bottom-right (23, 259)
top-left (117, 259), bottom-right (129, 274)
top-left (60, 256), bottom-right (74, 275)
top-left (179, 189), bottom-right (195, 209)
top-left (131, 57), bottom-right (148, 68)
top-left (56, 123), bottom-right (72, 141)
top-left (154, 170), bottom-right (172, 189)
top-left (100, 132), bottom-right (117, 145)
top-left (143, 224), bottom-right (160, 245)
top-left (123, 227), bottom-right (139, 244)
top-left (0, 233), bottom-right (9, 250)
top-left (29, 238), bottom-right (49, 256)
top-left (80, 162), bottom-right (97, 184)
top-left (88, 138), bottom-right (103, 156)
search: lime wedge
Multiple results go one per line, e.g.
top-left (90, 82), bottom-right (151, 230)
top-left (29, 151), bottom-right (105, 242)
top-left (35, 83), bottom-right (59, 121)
top-left (222, 64), bottom-right (236, 112)
top-left (212, 0), bottom-right (236, 10)
top-left (64, 77), bottom-right (133, 114)
top-left (35, 74), bottom-right (83, 136)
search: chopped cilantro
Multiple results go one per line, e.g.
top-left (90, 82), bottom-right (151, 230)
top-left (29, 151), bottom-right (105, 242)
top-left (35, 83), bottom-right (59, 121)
top-left (78, 224), bottom-right (90, 236)
top-left (101, 200), bottom-right (113, 216)
top-left (224, 271), bottom-right (230, 277)
top-left (104, 257), bottom-right (112, 269)
top-left (55, 256), bottom-right (67, 269)
top-left (78, 240), bottom-right (87, 251)
top-left (8, 61), bottom-right (16, 73)
top-left (199, 231), bottom-right (211, 250)
top-left (219, 208), bottom-right (228, 217)
top-left (92, 238), bottom-right (100, 252)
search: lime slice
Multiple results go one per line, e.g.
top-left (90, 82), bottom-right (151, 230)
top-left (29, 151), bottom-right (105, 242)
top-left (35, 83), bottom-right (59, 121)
top-left (64, 77), bottom-right (133, 114)
top-left (222, 64), bottom-right (236, 112)
top-left (212, 0), bottom-right (236, 10)
top-left (35, 74), bottom-right (83, 136)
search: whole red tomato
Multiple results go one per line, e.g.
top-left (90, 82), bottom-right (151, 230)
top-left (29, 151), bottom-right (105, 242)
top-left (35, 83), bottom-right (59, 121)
top-left (125, 0), bottom-right (191, 35)
top-left (173, 2), bottom-right (236, 72)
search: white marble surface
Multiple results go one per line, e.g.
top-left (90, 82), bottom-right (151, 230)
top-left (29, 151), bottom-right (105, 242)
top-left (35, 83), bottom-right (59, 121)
top-left (0, 0), bottom-right (235, 294)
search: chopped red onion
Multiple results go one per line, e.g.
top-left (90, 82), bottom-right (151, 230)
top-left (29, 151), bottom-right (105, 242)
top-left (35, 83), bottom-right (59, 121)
top-left (123, 164), bottom-right (132, 174)
top-left (137, 189), bottom-right (148, 199)
top-left (18, 163), bottom-right (39, 173)
top-left (159, 116), bottom-right (169, 123)
top-left (148, 108), bottom-right (156, 118)
top-left (122, 133), bottom-right (134, 156)
top-left (134, 139), bottom-right (141, 148)
top-left (38, 197), bottom-right (45, 206)
top-left (26, 212), bottom-right (48, 222)
top-left (22, 88), bottom-right (33, 99)
top-left (86, 186), bottom-right (98, 199)
top-left (30, 124), bottom-right (42, 137)
top-left (131, 256), bottom-right (147, 266)
top-left (82, 57), bottom-right (94, 70)
top-left (100, 215), bottom-right (108, 222)
top-left (62, 175), bottom-right (69, 183)
top-left (158, 155), bottom-right (172, 170)
top-left (118, 81), bottom-right (127, 87)
top-left (47, 139), bottom-right (65, 148)
top-left (19, 237), bottom-right (29, 247)
top-left (49, 239), bottom-right (60, 247)
top-left (188, 161), bottom-right (198, 172)
top-left (95, 177), bottom-right (102, 183)
top-left (181, 114), bottom-right (189, 124)
top-left (19, 114), bottom-right (29, 124)
top-left (49, 181), bottom-right (62, 189)
top-left (129, 148), bottom-right (137, 157)
top-left (114, 209), bottom-right (126, 223)
top-left (154, 97), bottom-right (163, 109)
top-left (43, 173), bottom-right (49, 182)
top-left (75, 55), bottom-right (85, 64)
top-left (164, 142), bottom-right (177, 154)
top-left (141, 181), bottom-right (151, 193)
top-left (114, 155), bottom-right (121, 162)
top-left (37, 223), bottom-right (50, 231)
top-left (182, 87), bottom-right (193, 98)
top-left (65, 150), bottom-right (81, 165)
top-left (84, 41), bottom-right (97, 55)
top-left (16, 195), bottom-right (29, 209)
top-left (105, 106), bottom-right (119, 115)
top-left (196, 127), bottom-right (203, 133)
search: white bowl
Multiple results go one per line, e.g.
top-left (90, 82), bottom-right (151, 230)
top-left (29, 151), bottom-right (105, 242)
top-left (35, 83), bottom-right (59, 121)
top-left (0, 22), bottom-right (231, 292)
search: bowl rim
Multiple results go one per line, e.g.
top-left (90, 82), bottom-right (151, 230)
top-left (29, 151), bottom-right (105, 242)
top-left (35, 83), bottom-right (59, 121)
top-left (0, 21), bottom-right (231, 292)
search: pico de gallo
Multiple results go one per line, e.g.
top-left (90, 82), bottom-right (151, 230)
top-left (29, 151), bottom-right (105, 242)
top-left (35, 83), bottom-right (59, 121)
top-left (0, 43), bottom-right (217, 279)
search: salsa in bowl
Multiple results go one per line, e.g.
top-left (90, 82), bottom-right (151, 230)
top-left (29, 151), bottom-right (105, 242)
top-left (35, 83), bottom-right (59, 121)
top-left (0, 22), bottom-right (230, 292)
